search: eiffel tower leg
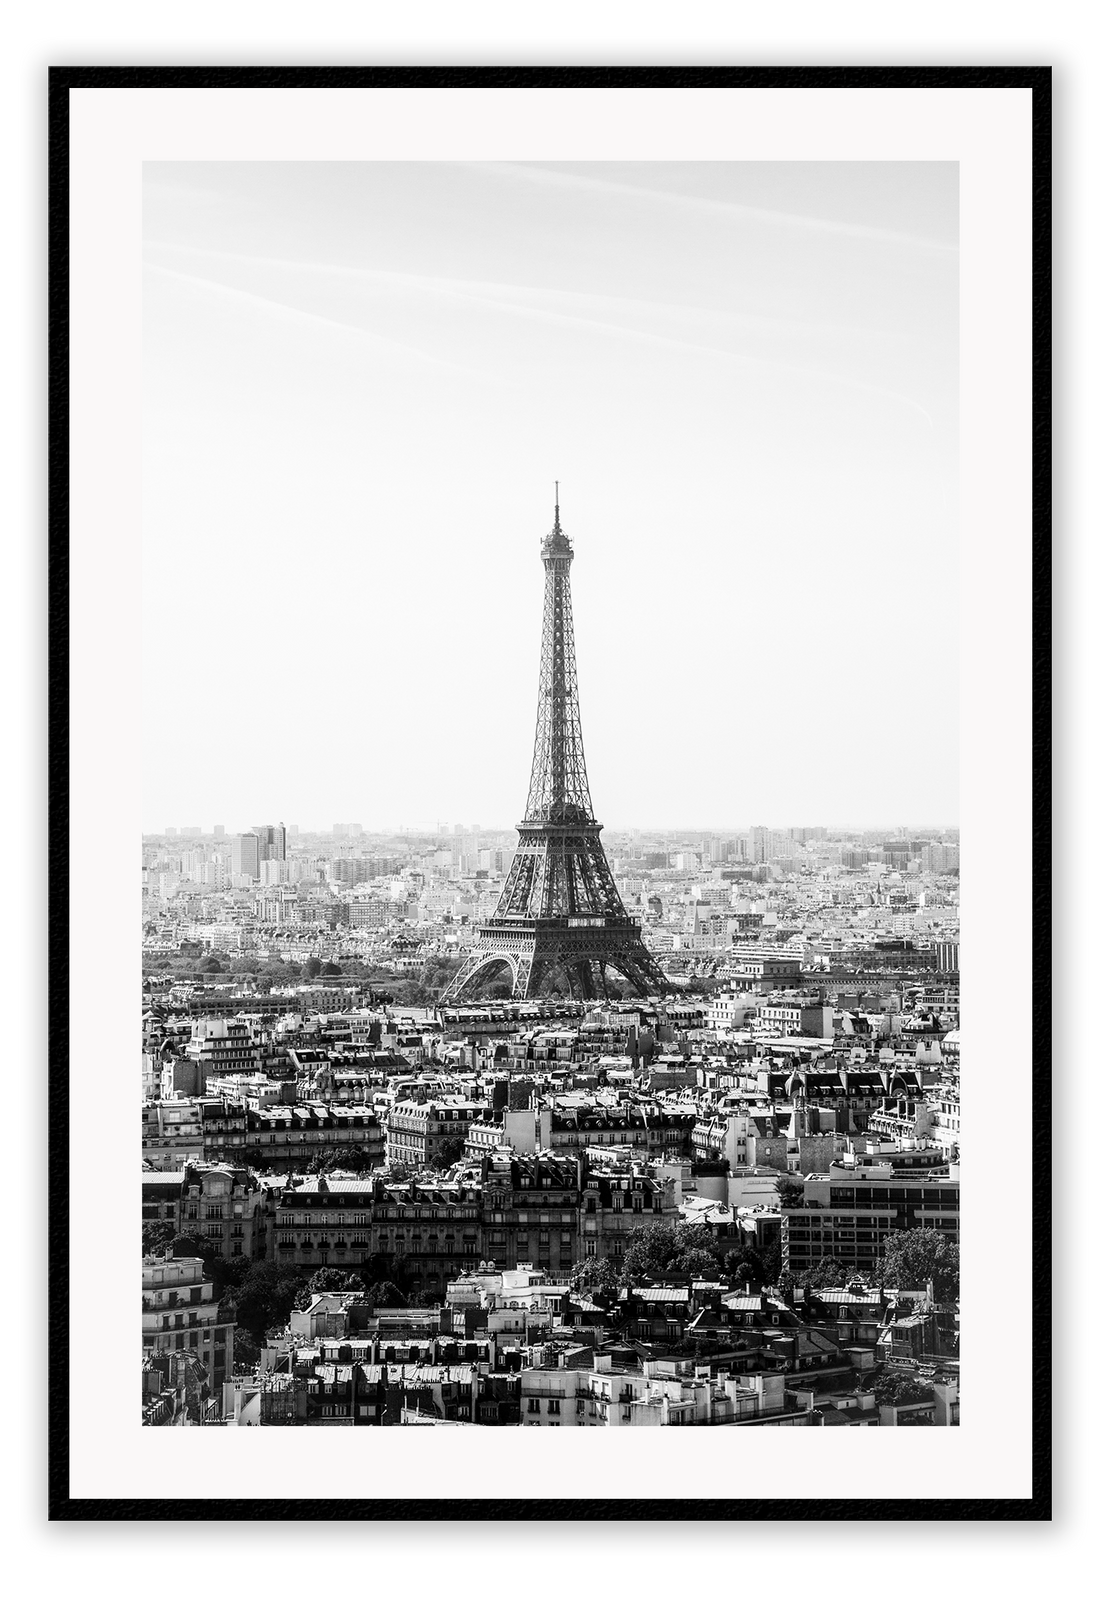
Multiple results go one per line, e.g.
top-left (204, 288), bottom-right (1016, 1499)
top-left (439, 952), bottom-right (484, 1004)
top-left (573, 960), bottom-right (597, 1000)
top-left (558, 960), bottom-right (582, 999)
top-left (612, 955), bottom-right (659, 998)
top-left (515, 947), bottom-right (539, 999)
top-left (441, 949), bottom-right (522, 1004)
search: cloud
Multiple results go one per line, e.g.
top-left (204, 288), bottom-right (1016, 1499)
top-left (145, 241), bottom-right (938, 426)
top-left (472, 162), bottom-right (959, 256)
top-left (144, 260), bottom-right (484, 378)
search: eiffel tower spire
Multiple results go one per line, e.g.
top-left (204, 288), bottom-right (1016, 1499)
top-left (441, 496), bottom-right (671, 1003)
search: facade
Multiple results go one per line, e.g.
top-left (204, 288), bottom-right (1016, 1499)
top-left (232, 833), bottom-right (260, 880)
top-left (783, 1162), bottom-right (960, 1275)
top-left (185, 1018), bottom-right (261, 1084)
top-left (178, 1161), bottom-right (267, 1261)
top-left (264, 1154), bottom-right (676, 1284)
top-left (141, 1100), bottom-right (206, 1168)
top-left (142, 1252), bottom-right (235, 1387)
top-left (387, 1099), bottom-right (489, 1170)
top-left (142, 1169), bottom-right (185, 1237)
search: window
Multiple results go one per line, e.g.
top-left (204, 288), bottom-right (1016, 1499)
top-left (527, 1399), bottom-right (541, 1413)
top-left (547, 1399), bottom-right (561, 1415)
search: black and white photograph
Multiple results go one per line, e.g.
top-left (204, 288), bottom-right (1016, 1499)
top-left (50, 67), bottom-right (1048, 1521)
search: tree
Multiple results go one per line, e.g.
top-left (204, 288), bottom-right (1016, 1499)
top-left (321, 960), bottom-right (342, 977)
top-left (873, 1368), bottom-right (928, 1406)
top-left (777, 1180), bottom-right (804, 1208)
top-left (722, 1241), bottom-right (774, 1285)
top-left (874, 1230), bottom-right (959, 1306)
top-left (142, 1220), bottom-right (177, 1259)
top-left (302, 956), bottom-right (323, 980)
top-left (759, 1238), bottom-right (784, 1286)
top-left (392, 979), bottom-right (434, 1007)
top-left (795, 1257), bottom-right (862, 1289)
top-left (293, 1267), bottom-right (365, 1308)
top-left (430, 1135), bottom-right (466, 1170)
top-left (199, 955), bottom-right (223, 974)
top-left (569, 1256), bottom-right (620, 1308)
top-left (307, 1146), bottom-right (375, 1175)
top-left (184, 1238), bottom-right (251, 1297)
top-left (621, 1221), bottom-right (720, 1282)
top-left (365, 1280), bottom-right (407, 1307)
top-left (221, 1261), bottom-right (303, 1350)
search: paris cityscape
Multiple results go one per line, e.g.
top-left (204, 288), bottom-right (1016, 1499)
top-left (141, 160), bottom-right (959, 1429)
top-left (142, 497), bottom-right (962, 1429)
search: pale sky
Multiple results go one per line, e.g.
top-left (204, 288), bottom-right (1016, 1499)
top-left (142, 161), bottom-right (958, 834)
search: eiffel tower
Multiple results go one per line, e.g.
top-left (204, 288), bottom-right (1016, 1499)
top-left (441, 490), bottom-right (671, 1003)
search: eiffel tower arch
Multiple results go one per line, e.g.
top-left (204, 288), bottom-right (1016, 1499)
top-left (441, 492), bottom-right (672, 1005)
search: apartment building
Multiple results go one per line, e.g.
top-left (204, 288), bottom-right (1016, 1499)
top-left (177, 1161), bottom-right (267, 1261)
top-left (783, 1161), bottom-right (960, 1274)
top-left (142, 1252), bottom-right (235, 1387)
top-left (387, 1099), bottom-right (489, 1169)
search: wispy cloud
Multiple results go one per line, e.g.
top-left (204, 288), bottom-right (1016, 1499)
top-left (145, 241), bottom-right (938, 426)
top-left (144, 260), bottom-right (484, 378)
top-left (472, 162), bottom-right (960, 256)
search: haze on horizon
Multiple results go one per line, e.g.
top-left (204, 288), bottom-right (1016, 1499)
top-left (143, 161), bottom-right (959, 834)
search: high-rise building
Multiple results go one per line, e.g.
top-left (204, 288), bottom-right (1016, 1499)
top-left (232, 833), bottom-right (260, 880)
top-left (442, 493), bottom-right (670, 1002)
top-left (253, 823), bottom-right (287, 863)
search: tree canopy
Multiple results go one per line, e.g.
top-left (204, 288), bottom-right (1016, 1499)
top-left (221, 1261), bottom-right (304, 1351)
top-left (874, 1230), bottom-right (959, 1305)
top-left (293, 1267), bottom-right (365, 1308)
top-left (873, 1368), bottom-right (929, 1406)
top-left (430, 1135), bottom-right (466, 1170)
top-left (794, 1257), bottom-right (863, 1289)
top-left (365, 1280), bottom-right (407, 1307)
top-left (621, 1221), bottom-right (720, 1282)
top-left (569, 1256), bottom-right (620, 1307)
top-left (306, 1146), bottom-right (376, 1174)
top-left (142, 1220), bottom-right (177, 1259)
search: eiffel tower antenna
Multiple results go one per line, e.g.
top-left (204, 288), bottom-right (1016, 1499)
top-left (441, 497), bottom-right (672, 1004)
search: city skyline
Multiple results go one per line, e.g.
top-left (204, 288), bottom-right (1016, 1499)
top-left (144, 819), bottom-right (960, 839)
top-left (143, 161), bottom-right (959, 832)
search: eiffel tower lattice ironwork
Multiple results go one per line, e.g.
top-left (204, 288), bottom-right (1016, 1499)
top-left (441, 491), bottom-right (672, 1003)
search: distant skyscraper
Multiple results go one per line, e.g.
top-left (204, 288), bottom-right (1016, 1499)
top-left (213, 823), bottom-right (225, 839)
top-left (253, 823), bottom-right (287, 863)
top-left (233, 832), bottom-right (261, 880)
